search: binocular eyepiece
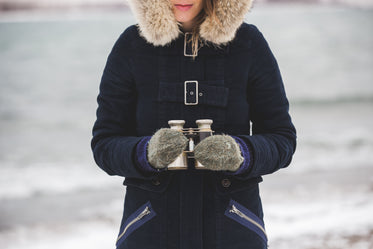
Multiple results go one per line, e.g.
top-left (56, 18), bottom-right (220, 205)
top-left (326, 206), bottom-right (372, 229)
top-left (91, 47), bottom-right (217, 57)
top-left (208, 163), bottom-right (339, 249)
top-left (167, 119), bottom-right (214, 170)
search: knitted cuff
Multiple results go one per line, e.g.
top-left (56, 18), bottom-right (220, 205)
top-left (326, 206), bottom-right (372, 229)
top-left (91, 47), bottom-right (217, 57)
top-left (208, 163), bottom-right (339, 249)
top-left (135, 136), bottom-right (166, 174)
top-left (225, 136), bottom-right (252, 175)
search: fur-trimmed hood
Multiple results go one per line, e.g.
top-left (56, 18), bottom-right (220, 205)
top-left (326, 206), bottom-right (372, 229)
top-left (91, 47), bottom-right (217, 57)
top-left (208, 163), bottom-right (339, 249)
top-left (126, 0), bottom-right (254, 47)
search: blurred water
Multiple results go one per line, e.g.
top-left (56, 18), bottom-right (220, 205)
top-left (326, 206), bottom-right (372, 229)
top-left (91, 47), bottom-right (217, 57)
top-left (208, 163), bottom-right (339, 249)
top-left (0, 5), bottom-right (372, 249)
top-left (251, 6), bottom-right (373, 103)
top-left (0, 6), bottom-right (372, 187)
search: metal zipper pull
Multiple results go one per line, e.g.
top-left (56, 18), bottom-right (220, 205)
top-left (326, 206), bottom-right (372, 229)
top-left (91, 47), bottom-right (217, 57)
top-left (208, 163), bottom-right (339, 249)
top-left (229, 204), bottom-right (268, 239)
top-left (117, 206), bottom-right (151, 243)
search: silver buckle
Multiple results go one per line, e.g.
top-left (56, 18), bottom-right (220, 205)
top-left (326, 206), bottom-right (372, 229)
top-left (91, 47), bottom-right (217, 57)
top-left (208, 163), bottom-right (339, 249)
top-left (184, 32), bottom-right (198, 57)
top-left (184, 80), bottom-right (198, 105)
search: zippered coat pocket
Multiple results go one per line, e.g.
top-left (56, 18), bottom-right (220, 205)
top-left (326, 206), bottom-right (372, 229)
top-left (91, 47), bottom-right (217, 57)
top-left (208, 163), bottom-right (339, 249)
top-left (116, 201), bottom-right (156, 247)
top-left (224, 199), bottom-right (268, 243)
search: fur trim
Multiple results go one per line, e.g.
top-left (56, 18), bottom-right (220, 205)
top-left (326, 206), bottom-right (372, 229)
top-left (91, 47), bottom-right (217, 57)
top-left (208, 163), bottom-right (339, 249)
top-left (127, 0), bottom-right (253, 46)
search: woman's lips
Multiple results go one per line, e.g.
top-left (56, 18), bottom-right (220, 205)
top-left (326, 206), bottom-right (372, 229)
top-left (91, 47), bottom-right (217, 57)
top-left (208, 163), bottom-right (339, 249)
top-left (175, 4), bottom-right (193, 11)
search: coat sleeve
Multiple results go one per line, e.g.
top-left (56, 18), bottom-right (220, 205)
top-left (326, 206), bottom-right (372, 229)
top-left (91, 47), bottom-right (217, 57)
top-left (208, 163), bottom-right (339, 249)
top-left (235, 25), bottom-right (297, 180)
top-left (91, 28), bottom-right (153, 180)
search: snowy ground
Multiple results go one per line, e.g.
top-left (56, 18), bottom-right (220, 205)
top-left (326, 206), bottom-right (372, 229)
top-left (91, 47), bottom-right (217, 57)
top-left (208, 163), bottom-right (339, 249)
top-left (1, 168), bottom-right (372, 249)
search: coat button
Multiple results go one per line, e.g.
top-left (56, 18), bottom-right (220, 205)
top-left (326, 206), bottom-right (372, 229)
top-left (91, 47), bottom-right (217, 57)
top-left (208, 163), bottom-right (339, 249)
top-left (221, 178), bottom-right (231, 188)
top-left (152, 178), bottom-right (161, 186)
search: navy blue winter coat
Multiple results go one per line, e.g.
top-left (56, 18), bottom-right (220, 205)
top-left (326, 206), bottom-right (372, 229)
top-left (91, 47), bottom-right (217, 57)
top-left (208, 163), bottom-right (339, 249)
top-left (91, 20), bottom-right (296, 248)
top-left (91, 0), bottom-right (297, 245)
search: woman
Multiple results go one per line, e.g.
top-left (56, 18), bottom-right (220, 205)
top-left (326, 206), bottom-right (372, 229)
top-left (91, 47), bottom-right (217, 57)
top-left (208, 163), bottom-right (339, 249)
top-left (91, 0), bottom-right (296, 248)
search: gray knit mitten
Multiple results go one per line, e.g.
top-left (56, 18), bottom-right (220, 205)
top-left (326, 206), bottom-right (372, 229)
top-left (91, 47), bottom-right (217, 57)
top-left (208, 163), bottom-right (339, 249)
top-left (147, 128), bottom-right (188, 168)
top-left (194, 135), bottom-right (244, 171)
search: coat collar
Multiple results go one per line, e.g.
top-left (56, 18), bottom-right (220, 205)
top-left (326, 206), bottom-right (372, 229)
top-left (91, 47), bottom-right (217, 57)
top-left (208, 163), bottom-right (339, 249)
top-left (127, 0), bottom-right (254, 47)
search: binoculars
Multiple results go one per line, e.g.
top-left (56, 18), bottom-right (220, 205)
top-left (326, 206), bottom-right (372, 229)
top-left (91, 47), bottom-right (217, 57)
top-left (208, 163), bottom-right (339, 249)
top-left (167, 119), bottom-right (214, 170)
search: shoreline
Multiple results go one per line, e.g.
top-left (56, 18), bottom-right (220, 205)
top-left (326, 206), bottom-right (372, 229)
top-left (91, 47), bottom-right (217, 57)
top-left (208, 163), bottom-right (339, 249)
top-left (0, 3), bottom-right (130, 12)
top-left (1, 165), bottom-right (372, 248)
top-left (0, 3), bottom-right (371, 24)
top-left (0, 1), bottom-right (372, 13)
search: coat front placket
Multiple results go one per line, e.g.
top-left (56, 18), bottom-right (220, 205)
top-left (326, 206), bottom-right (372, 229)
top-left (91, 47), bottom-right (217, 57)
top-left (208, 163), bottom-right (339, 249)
top-left (157, 33), bottom-right (227, 249)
